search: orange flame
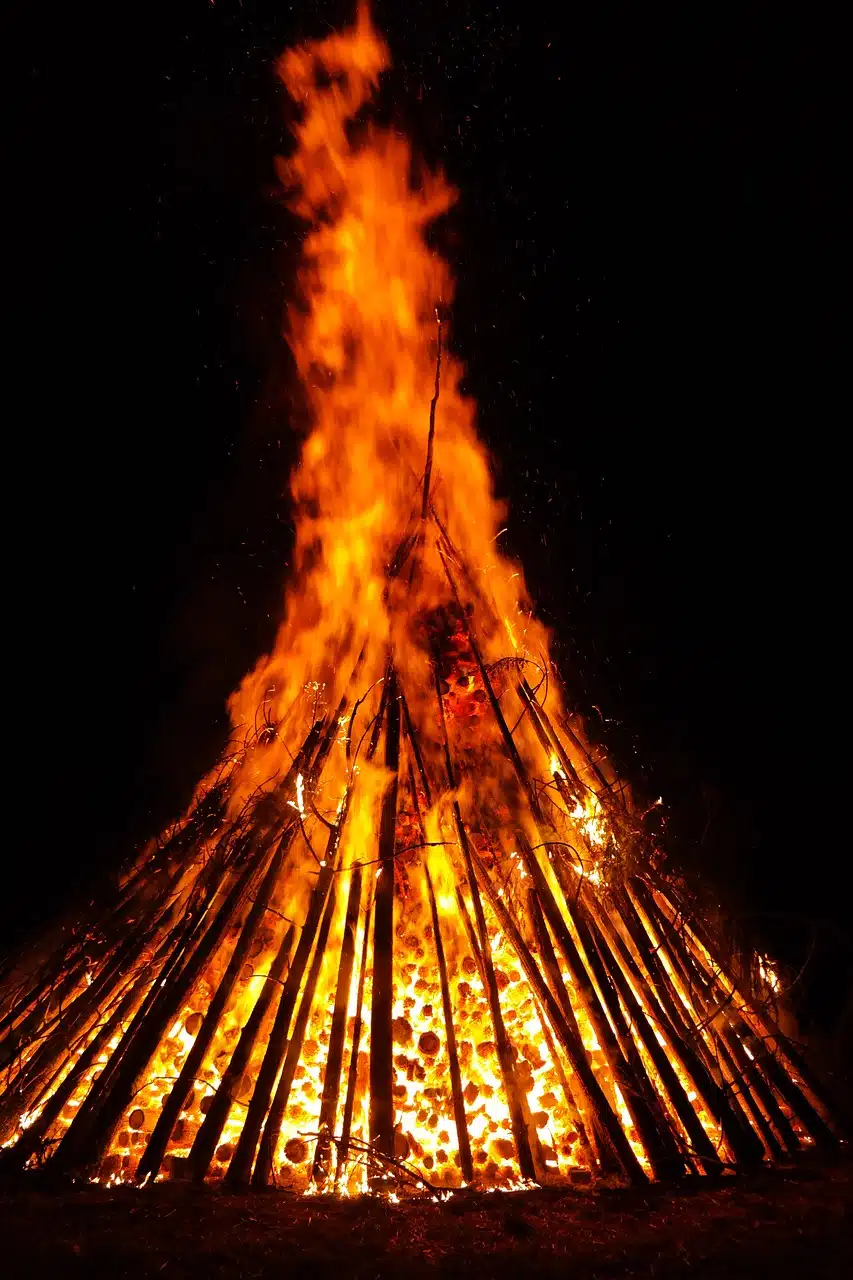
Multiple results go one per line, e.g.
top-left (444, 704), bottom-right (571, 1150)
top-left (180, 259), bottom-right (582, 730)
top-left (226, 2), bottom-right (549, 795)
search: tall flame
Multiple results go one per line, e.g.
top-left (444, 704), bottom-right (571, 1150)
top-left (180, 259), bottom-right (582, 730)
top-left (227, 2), bottom-right (547, 794)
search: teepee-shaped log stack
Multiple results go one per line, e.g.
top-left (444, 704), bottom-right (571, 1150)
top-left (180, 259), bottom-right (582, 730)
top-left (0, 6), bottom-right (842, 1195)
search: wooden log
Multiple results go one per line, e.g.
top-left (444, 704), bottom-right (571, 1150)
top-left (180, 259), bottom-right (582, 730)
top-left (1, 966), bottom-right (92, 1079)
top-left (450, 867), bottom-right (556, 1180)
top-left (530, 990), bottom-right (600, 1176)
top-left (516, 679), bottom-right (588, 799)
top-left (644, 892), bottom-right (797, 1156)
top-left (424, 864), bottom-right (473, 1184)
top-left (225, 813), bottom-right (347, 1188)
top-left (0, 790), bottom-right (219, 1053)
top-left (0, 964), bottom-right (87, 1057)
top-left (365, 672), bottom-right (390, 764)
top-left (568, 894), bottom-right (687, 1179)
top-left (336, 881), bottom-right (374, 1187)
top-left (466, 842), bottom-right (647, 1185)
top-left (459, 828), bottom-right (537, 1183)
top-left (452, 875), bottom-right (553, 1177)
top-left (0, 864), bottom-right (191, 1139)
top-left (311, 864), bottom-right (363, 1187)
top-left (401, 747), bottom-right (472, 1183)
top-left (526, 890), bottom-right (603, 1174)
top-left (615, 886), bottom-right (764, 1167)
top-left (650, 889), bottom-right (833, 1154)
top-left (720, 1026), bottom-right (798, 1156)
top-left (368, 666), bottom-right (401, 1184)
top-left (738, 1025), bottom-right (838, 1150)
top-left (712, 1028), bottom-right (783, 1160)
top-left (400, 692), bottom-right (432, 807)
top-left (651, 879), bottom-right (846, 1138)
top-left (588, 890), bottom-right (740, 1164)
top-left (588, 902), bottom-right (732, 1174)
top-left (654, 884), bottom-right (843, 1145)
top-left (54, 830), bottom-right (274, 1174)
top-left (188, 920), bottom-right (296, 1181)
top-left (252, 863), bottom-right (341, 1187)
top-left (5, 950), bottom-right (168, 1171)
top-left (136, 833), bottom-right (291, 1183)
top-left (516, 839), bottom-right (667, 1179)
top-left (49, 838), bottom-right (245, 1171)
top-left (420, 314), bottom-right (442, 520)
top-left (631, 883), bottom-right (802, 1160)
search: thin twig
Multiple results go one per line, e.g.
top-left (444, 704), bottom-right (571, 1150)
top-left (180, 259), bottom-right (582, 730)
top-left (420, 311), bottom-right (442, 520)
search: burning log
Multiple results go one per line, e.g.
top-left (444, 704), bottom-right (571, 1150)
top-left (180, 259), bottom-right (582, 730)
top-left (311, 863), bottom-right (363, 1187)
top-left (53, 829), bottom-right (275, 1176)
top-left (526, 891), bottom-right (603, 1174)
top-left (638, 889), bottom-right (796, 1158)
top-left (252, 854), bottom-right (342, 1187)
top-left (567, 894), bottom-right (687, 1179)
top-left (336, 879), bottom-right (374, 1187)
top-left (2, 956), bottom-right (164, 1173)
top-left (645, 884), bottom-right (840, 1149)
top-left (225, 809), bottom-right (347, 1188)
top-left (613, 885), bottom-right (765, 1167)
top-left (588, 903), bottom-right (730, 1174)
top-left (424, 864), bottom-right (474, 1183)
top-left (369, 666), bottom-right (402, 1184)
top-left (468, 842), bottom-right (647, 1186)
top-left (187, 919), bottom-right (295, 1182)
top-left (135, 833), bottom-right (293, 1184)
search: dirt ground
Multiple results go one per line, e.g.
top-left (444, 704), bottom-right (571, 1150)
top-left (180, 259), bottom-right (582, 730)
top-left (1, 1159), bottom-right (850, 1278)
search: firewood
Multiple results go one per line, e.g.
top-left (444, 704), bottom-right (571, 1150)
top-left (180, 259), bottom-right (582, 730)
top-left (368, 665), bottom-right (402, 1185)
top-left (311, 863), bottom-right (363, 1187)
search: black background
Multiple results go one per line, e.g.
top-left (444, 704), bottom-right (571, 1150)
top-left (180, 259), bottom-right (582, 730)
top-left (12, 4), bottom-right (848, 1057)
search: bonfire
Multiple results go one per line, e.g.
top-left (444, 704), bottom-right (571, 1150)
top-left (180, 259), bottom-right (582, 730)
top-left (0, 5), bottom-right (841, 1196)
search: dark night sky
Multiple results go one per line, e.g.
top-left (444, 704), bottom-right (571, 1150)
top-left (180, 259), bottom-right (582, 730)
top-left (13, 4), bottom-right (848, 1042)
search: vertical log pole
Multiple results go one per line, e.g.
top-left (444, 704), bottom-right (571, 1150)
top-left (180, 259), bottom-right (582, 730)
top-left (336, 881), bottom-right (374, 1188)
top-left (252, 868), bottom-right (341, 1187)
top-left (311, 864), bottom-right (363, 1187)
top-left (369, 667), bottom-right (401, 1182)
top-left (402, 744), bottom-right (472, 1185)
top-left (424, 865), bottom-right (473, 1183)
top-left (517, 841), bottom-right (662, 1179)
top-left (459, 831), bottom-right (537, 1182)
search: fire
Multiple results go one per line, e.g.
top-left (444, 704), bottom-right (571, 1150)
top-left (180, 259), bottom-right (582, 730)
top-left (0, 3), bottom-right (839, 1197)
